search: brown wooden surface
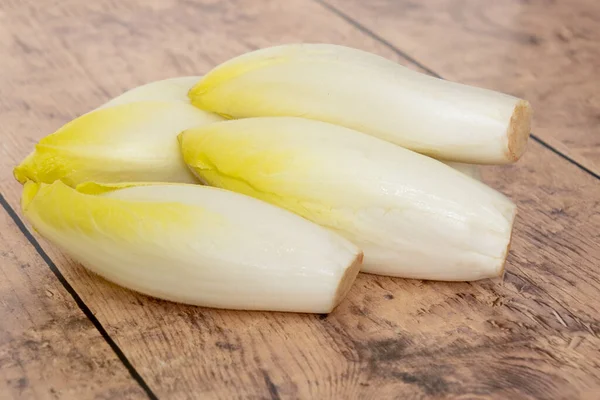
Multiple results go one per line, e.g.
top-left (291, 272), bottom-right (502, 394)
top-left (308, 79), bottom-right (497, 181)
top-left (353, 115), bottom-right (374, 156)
top-left (1, 0), bottom-right (599, 399)
top-left (0, 204), bottom-right (146, 399)
top-left (323, 0), bottom-right (600, 176)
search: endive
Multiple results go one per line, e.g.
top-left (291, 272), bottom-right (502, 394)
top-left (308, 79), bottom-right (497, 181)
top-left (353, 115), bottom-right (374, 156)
top-left (180, 117), bottom-right (517, 281)
top-left (13, 101), bottom-right (222, 186)
top-left (22, 180), bottom-right (362, 313)
top-left (189, 43), bottom-right (532, 164)
top-left (93, 74), bottom-right (483, 180)
top-left (97, 76), bottom-right (201, 109)
top-left (443, 161), bottom-right (481, 181)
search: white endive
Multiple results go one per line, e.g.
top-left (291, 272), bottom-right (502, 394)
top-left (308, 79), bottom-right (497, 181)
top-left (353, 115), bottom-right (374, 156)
top-left (97, 76), bottom-right (201, 109)
top-left (13, 101), bottom-right (223, 186)
top-left (443, 161), bottom-right (481, 181)
top-left (180, 117), bottom-right (517, 281)
top-left (22, 180), bottom-right (363, 313)
top-left (189, 43), bottom-right (532, 164)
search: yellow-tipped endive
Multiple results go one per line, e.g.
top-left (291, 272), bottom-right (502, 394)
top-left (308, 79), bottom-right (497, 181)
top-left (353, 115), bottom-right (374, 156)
top-left (13, 101), bottom-right (223, 187)
top-left (180, 117), bottom-right (517, 281)
top-left (22, 180), bottom-right (362, 313)
top-left (97, 76), bottom-right (201, 109)
top-left (189, 44), bottom-right (532, 164)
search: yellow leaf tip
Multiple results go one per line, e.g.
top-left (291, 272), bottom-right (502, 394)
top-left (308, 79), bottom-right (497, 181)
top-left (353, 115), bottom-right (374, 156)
top-left (187, 81), bottom-right (208, 106)
top-left (13, 165), bottom-right (29, 185)
top-left (75, 182), bottom-right (118, 195)
top-left (13, 152), bottom-right (37, 184)
top-left (21, 180), bottom-right (41, 212)
top-left (75, 181), bottom-right (197, 195)
top-left (177, 130), bottom-right (186, 145)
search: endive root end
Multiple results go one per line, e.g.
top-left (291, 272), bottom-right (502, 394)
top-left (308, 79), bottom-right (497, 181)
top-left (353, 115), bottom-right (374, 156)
top-left (498, 207), bottom-right (518, 278)
top-left (507, 100), bottom-right (533, 162)
top-left (330, 251), bottom-right (363, 312)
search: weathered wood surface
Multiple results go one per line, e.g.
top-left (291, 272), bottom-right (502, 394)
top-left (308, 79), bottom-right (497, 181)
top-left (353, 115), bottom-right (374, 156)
top-left (0, 203), bottom-right (146, 399)
top-left (322, 0), bottom-right (600, 176)
top-left (1, 0), bottom-right (599, 399)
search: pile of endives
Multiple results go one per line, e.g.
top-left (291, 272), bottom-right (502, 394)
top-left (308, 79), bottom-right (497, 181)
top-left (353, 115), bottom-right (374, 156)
top-left (14, 44), bottom-right (532, 314)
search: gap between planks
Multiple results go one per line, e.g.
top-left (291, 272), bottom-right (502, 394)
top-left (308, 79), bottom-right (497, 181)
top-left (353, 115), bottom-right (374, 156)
top-left (314, 0), bottom-right (600, 182)
top-left (0, 194), bottom-right (159, 400)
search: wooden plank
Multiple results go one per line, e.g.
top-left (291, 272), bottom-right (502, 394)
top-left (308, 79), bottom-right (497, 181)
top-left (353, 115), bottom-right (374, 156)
top-left (1, 0), bottom-right (599, 398)
top-left (321, 0), bottom-right (600, 176)
top-left (0, 203), bottom-right (147, 399)
top-left (8, 142), bottom-right (600, 399)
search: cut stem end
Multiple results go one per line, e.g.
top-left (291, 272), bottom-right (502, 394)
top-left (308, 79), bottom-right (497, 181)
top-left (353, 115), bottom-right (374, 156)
top-left (330, 251), bottom-right (363, 312)
top-left (507, 100), bottom-right (533, 162)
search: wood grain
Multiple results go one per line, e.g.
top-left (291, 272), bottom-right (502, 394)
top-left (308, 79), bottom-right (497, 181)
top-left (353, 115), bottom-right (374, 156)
top-left (322, 0), bottom-right (600, 176)
top-left (1, 0), bottom-right (599, 399)
top-left (0, 204), bottom-right (146, 399)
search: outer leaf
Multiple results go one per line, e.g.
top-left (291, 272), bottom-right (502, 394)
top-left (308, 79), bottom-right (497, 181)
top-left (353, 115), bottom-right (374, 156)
top-left (443, 161), bottom-right (482, 181)
top-left (14, 101), bottom-right (222, 186)
top-left (180, 117), bottom-right (517, 281)
top-left (22, 180), bottom-right (362, 313)
top-left (97, 76), bottom-right (201, 109)
top-left (189, 44), bottom-right (532, 164)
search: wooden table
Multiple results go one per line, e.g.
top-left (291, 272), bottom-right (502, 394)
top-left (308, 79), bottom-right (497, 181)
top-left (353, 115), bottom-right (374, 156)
top-left (1, 1), bottom-right (599, 399)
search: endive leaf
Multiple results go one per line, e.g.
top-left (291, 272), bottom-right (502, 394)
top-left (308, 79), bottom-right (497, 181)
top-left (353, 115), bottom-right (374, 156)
top-left (97, 76), bottom-right (201, 110)
top-left (443, 161), bottom-right (481, 181)
top-left (22, 180), bottom-right (362, 313)
top-left (75, 181), bottom-right (172, 195)
top-left (14, 101), bottom-right (223, 187)
top-left (189, 44), bottom-right (532, 164)
top-left (180, 117), bottom-right (517, 281)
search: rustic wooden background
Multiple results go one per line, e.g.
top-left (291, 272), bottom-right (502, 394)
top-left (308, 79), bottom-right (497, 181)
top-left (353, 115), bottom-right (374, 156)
top-left (1, 0), bottom-right (599, 399)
